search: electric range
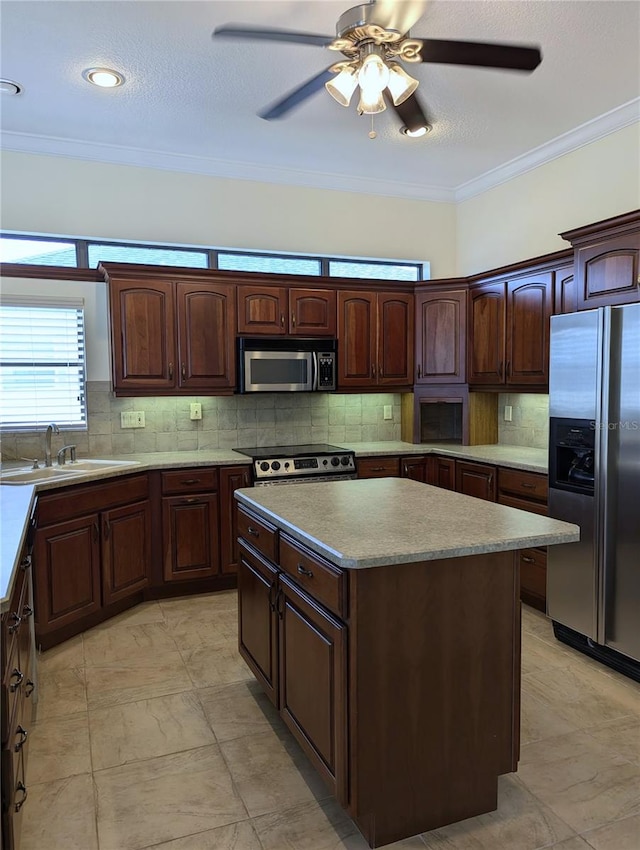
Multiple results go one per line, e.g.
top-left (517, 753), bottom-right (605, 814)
top-left (234, 443), bottom-right (357, 485)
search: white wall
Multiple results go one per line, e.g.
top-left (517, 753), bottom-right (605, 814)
top-left (456, 124), bottom-right (640, 276)
top-left (0, 152), bottom-right (457, 278)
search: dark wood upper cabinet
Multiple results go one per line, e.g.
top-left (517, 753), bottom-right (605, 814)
top-left (506, 272), bottom-right (552, 385)
top-left (237, 285), bottom-right (336, 336)
top-left (415, 288), bottom-right (467, 384)
top-left (176, 282), bottom-right (236, 389)
top-left (467, 282), bottom-right (506, 385)
top-left (338, 290), bottom-right (413, 389)
top-left (289, 288), bottom-right (337, 336)
top-left (553, 263), bottom-right (577, 315)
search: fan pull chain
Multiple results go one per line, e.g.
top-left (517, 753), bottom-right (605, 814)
top-left (368, 114), bottom-right (377, 140)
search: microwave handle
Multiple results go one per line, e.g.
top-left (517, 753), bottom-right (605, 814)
top-left (312, 351), bottom-right (319, 391)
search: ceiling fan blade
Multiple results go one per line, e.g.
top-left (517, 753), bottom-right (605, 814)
top-left (213, 25), bottom-right (333, 47)
top-left (259, 68), bottom-right (335, 120)
top-left (387, 91), bottom-right (431, 134)
top-left (373, 0), bottom-right (430, 35)
top-left (419, 38), bottom-right (542, 71)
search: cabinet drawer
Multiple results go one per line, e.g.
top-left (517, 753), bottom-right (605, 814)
top-left (237, 505), bottom-right (278, 562)
top-left (498, 468), bottom-right (548, 502)
top-left (280, 534), bottom-right (347, 619)
top-left (161, 468), bottom-right (218, 495)
top-left (37, 473), bottom-right (149, 525)
top-left (498, 493), bottom-right (548, 516)
top-left (357, 456), bottom-right (400, 478)
top-left (519, 548), bottom-right (547, 600)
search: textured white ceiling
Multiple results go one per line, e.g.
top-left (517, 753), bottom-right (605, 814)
top-left (1, 1), bottom-right (638, 201)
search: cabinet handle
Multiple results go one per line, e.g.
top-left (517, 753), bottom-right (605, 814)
top-left (370, 466), bottom-right (385, 472)
top-left (8, 612), bottom-right (22, 634)
top-left (268, 582), bottom-right (277, 613)
top-left (181, 478), bottom-right (200, 485)
top-left (103, 520), bottom-right (110, 540)
top-left (372, 363), bottom-right (376, 378)
top-left (20, 554), bottom-right (32, 571)
top-left (14, 725), bottom-right (28, 752)
top-left (280, 313), bottom-right (285, 327)
top-left (521, 556), bottom-right (535, 564)
top-left (291, 313), bottom-right (296, 328)
top-left (297, 564), bottom-right (314, 578)
top-left (93, 521), bottom-right (99, 543)
top-left (22, 604), bottom-right (33, 620)
top-left (181, 363), bottom-right (186, 381)
top-left (15, 781), bottom-right (27, 813)
top-left (498, 361), bottom-right (503, 378)
top-left (9, 668), bottom-right (24, 692)
top-left (417, 365), bottom-right (421, 379)
top-left (506, 360), bottom-right (511, 376)
top-left (25, 680), bottom-right (35, 698)
top-left (180, 498), bottom-right (198, 504)
top-left (276, 588), bottom-right (285, 620)
top-left (520, 482), bottom-right (535, 490)
top-left (246, 526), bottom-right (259, 537)
top-left (168, 362), bottom-right (174, 380)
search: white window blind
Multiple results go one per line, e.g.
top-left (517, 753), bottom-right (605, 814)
top-left (0, 296), bottom-right (87, 430)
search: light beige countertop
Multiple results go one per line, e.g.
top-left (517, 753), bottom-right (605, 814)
top-left (235, 477), bottom-right (578, 569)
top-left (0, 486), bottom-right (36, 613)
top-left (342, 442), bottom-right (548, 473)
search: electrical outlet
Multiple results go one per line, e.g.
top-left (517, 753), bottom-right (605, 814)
top-left (120, 411), bottom-right (145, 428)
top-left (504, 405), bottom-right (513, 422)
top-left (190, 402), bottom-right (202, 421)
top-left (383, 405), bottom-right (393, 420)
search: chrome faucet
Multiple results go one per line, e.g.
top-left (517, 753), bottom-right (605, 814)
top-left (44, 423), bottom-right (60, 467)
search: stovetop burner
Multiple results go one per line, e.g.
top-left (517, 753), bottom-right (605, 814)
top-left (234, 443), bottom-right (349, 460)
top-left (234, 443), bottom-right (356, 483)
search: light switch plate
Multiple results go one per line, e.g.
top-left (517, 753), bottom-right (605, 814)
top-left (121, 411), bottom-right (145, 428)
top-left (383, 405), bottom-right (393, 420)
top-left (190, 402), bottom-right (202, 421)
top-left (504, 405), bottom-right (513, 422)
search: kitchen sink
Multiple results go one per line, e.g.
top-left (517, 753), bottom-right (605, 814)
top-left (0, 459), bottom-right (140, 485)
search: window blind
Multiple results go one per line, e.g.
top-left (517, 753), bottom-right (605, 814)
top-left (0, 296), bottom-right (87, 430)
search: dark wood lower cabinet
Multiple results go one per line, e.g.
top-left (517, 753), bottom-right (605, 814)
top-left (162, 494), bottom-right (220, 582)
top-left (102, 501), bottom-right (151, 604)
top-left (219, 465), bottom-right (252, 573)
top-left (426, 455), bottom-right (456, 489)
top-left (456, 460), bottom-right (497, 501)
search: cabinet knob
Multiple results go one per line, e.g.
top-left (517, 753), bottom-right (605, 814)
top-left (8, 612), bottom-right (22, 634)
top-left (9, 668), bottom-right (24, 692)
top-left (14, 725), bottom-right (28, 752)
top-left (15, 781), bottom-right (27, 813)
top-left (247, 526), bottom-right (259, 537)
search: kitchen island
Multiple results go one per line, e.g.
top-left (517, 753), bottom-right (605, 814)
top-left (235, 477), bottom-right (579, 848)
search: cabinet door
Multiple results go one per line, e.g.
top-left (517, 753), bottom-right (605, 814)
top-left (415, 290), bottom-right (466, 384)
top-left (162, 494), bottom-right (220, 582)
top-left (278, 574), bottom-right (348, 805)
top-left (102, 500), bottom-right (151, 605)
top-left (108, 278), bottom-right (176, 390)
top-left (576, 232), bottom-right (640, 309)
top-left (426, 455), bottom-right (456, 490)
top-left (337, 291), bottom-right (377, 387)
top-left (553, 265), bottom-right (577, 315)
top-left (176, 282), bottom-right (236, 389)
top-left (237, 285), bottom-right (288, 334)
top-left (401, 457), bottom-right (428, 482)
top-left (456, 461), bottom-right (497, 502)
top-left (219, 466), bottom-right (252, 574)
top-left (468, 283), bottom-right (506, 385)
top-left (238, 543), bottom-right (279, 706)
top-left (34, 514), bottom-right (101, 636)
top-left (289, 288), bottom-right (337, 336)
top-left (377, 292), bottom-right (414, 387)
top-left (506, 273), bottom-right (552, 385)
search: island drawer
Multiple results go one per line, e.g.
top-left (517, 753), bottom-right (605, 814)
top-left (237, 505), bottom-right (278, 562)
top-left (518, 547), bottom-right (547, 601)
top-left (356, 456), bottom-right (400, 479)
top-left (280, 534), bottom-right (346, 619)
top-left (161, 468), bottom-right (218, 495)
top-left (498, 469), bottom-right (548, 503)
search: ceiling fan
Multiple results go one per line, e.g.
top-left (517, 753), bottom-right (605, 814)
top-left (213, 0), bottom-right (542, 137)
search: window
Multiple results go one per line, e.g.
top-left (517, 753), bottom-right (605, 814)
top-left (217, 253), bottom-right (321, 276)
top-left (329, 260), bottom-right (421, 282)
top-left (87, 243), bottom-right (208, 268)
top-left (0, 297), bottom-right (87, 430)
top-left (0, 237), bottom-right (78, 266)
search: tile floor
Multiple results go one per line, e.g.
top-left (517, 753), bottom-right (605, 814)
top-left (22, 593), bottom-right (640, 850)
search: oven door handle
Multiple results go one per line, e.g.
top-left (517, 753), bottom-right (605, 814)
top-left (312, 351), bottom-right (319, 391)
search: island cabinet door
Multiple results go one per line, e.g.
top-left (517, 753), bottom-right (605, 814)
top-left (277, 574), bottom-right (348, 807)
top-left (237, 542), bottom-right (279, 706)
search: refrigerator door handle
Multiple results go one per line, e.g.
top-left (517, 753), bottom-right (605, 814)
top-left (596, 307), bottom-right (612, 646)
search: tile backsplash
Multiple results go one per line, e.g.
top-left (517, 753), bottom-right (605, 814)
top-left (498, 393), bottom-right (549, 449)
top-left (0, 383), bottom-right (403, 461)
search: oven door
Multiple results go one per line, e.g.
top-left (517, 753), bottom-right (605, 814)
top-left (241, 349), bottom-right (315, 392)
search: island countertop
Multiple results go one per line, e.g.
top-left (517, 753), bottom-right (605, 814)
top-left (235, 477), bottom-right (579, 569)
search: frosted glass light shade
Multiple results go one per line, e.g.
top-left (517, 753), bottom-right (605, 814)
top-left (325, 67), bottom-right (358, 107)
top-left (357, 91), bottom-right (386, 115)
top-left (357, 54), bottom-right (390, 97)
top-left (387, 63), bottom-right (419, 105)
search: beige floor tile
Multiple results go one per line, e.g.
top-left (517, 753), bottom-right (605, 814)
top-left (83, 620), bottom-right (178, 665)
top-left (547, 839), bottom-right (593, 850)
top-left (140, 821), bottom-right (263, 849)
top-left (585, 715), bottom-right (640, 767)
top-left (19, 773), bottom-right (98, 850)
top-left (419, 774), bottom-right (576, 850)
top-left (95, 745), bottom-right (248, 850)
top-left (580, 813), bottom-right (640, 850)
top-left (159, 591), bottom-right (238, 618)
top-left (84, 651), bottom-right (192, 710)
top-left (27, 713), bottom-right (91, 783)
top-left (253, 797), bottom-right (426, 849)
top-left (168, 610), bottom-right (238, 650)
top-left (521, 606), bottom-right (555, 641)
top-left (520, 631), bottom-right (593, 676)
top-left (37, 634), bottom-right (84, 672)
top-left (181, 643), bottom-right (253, 688)
top-left (36, 666), bottom-right (87, 720)
top-left (89, 690), bottom-right (215, 770)
top-left (518, 730), bottom-right (640, 833)
top-left (90, 599), bottom-right (165, 630)
top-left (220, 727), bottom-right (332, 818)
top-left (198, 679), bottom-right (281, 742)
top-left (520, 679), bottom-right (581, 745)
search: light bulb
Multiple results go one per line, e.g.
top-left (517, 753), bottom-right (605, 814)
top-left (82, 68), bottom-right (125, 88)
top-left (357, 53), bottom-right (390, 98)
top-left (387, 63), bottom-right (419, 106)
top-left (325, 66), bottom-right (358, 107)
top-left (357, 91), bottom-right (386, 115)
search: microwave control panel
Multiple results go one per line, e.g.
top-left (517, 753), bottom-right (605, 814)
top-left (318, 353), bottom-right (336, 389)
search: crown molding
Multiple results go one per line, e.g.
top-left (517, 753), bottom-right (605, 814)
top-left (455, 98), bottom-right (640, 202)
top-left (0, 131), bottom-right (456, 203)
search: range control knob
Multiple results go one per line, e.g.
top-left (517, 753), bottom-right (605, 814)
top-left (271, 461), bottom-right (281, 471)
top-left (340, 456), bottom-right (351, 466)
top-left (330, 456), bottom-right (340, 467)
top-left (322, 458), bottom-right (328, 465)
top-left (259, 462), bottom-right (270, 472)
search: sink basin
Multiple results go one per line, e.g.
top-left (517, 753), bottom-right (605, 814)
top-left (0, 459), bottom-right (140, 485)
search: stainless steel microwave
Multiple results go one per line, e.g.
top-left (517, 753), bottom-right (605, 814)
top-left (238, 337), bottom-right (337, 393)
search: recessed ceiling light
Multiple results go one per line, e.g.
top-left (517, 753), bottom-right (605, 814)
top-left (401, 124), bottom-right (432, 138)
top-left (82, 67), bottom-right (125, 88)
top-left (0, 79), bottom-right (22, 95)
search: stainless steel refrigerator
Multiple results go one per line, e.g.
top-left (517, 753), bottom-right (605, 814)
top-left (547, 303), bottom-right (640, 680)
